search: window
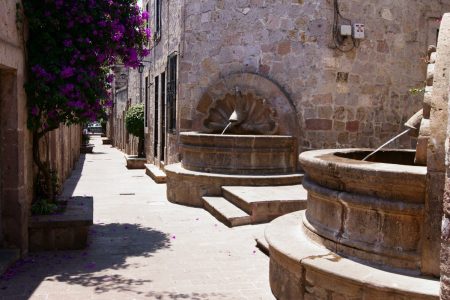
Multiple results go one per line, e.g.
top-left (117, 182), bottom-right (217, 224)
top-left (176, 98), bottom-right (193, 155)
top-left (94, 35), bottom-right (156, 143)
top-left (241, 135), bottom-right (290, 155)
top-left (161, 72), bottom-right (166, 162)
top-left (144, 76), bottom-right (149, 128)
top-left (146, 3), bottom-right (150, 45)
top-left (167, 53), bottom-right (177, 132)
top-left (153, 76), bottom-right (159, 158)
top-left (154, 0), bottom-right (162, 41)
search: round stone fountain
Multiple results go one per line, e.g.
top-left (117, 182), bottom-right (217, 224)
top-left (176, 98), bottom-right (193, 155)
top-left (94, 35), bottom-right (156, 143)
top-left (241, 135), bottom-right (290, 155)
top-left (266, 147), bottom-right (439, 299)
top-left (165, 73), bottom-right (302, 207)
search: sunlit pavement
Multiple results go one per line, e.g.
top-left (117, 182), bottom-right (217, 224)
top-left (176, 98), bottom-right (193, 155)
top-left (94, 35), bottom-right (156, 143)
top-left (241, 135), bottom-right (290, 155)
top-left (0, 136), bottom-right (274, 300)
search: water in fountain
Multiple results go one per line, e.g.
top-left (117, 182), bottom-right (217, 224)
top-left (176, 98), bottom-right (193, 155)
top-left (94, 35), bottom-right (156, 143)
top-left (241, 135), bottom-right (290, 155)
top-left (362, 128), bottom-right (412, 161)
top-left (221, 122), bottom-right (233, 135)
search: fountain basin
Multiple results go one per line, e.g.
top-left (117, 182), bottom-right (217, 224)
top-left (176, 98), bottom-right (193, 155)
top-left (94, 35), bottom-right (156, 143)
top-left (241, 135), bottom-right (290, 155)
top-left (299, 149), bottom-right (427, 272)
top-left (180, 132), bottom-right (297, 175)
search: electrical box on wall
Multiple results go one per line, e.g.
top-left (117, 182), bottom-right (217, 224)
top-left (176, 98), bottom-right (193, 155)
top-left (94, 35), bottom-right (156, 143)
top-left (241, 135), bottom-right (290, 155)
top-left (353, 23), bottom-right (365, 39)
top-left (340, 25), bottom-right (352, 36)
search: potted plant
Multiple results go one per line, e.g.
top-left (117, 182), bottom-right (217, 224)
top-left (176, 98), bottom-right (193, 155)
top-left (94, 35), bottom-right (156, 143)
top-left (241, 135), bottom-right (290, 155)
top-left (124, 103), bottom-right (146, 169)
top-left (80, 129), bottom-right (94, 153)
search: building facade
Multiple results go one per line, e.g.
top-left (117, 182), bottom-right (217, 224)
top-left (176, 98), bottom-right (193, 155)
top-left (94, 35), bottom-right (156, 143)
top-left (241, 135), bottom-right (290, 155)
top-left (137, 0), bottom-right (450, 169)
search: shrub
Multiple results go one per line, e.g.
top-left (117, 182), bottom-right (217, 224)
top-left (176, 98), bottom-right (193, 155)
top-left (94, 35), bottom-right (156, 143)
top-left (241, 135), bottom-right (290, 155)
top-left (125, 104), bottom-right (145, 139)
top-left (125, 104), bottom-right (145, 157)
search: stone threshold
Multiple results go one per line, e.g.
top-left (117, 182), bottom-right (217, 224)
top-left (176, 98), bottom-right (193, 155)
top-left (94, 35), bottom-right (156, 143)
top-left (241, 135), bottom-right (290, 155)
top-left (145, 164), bottom-right (166, 183)
top-left (125, 155), bottom-right (147, 169)
top-left (102, 138), bottom-right (112, 145)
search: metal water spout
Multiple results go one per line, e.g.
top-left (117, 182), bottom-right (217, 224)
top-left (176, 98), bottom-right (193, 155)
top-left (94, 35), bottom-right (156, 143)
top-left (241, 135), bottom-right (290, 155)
top-left (362, 109), bottom-right (424, 162)
top-left (229, 110), bottom-right (238, 123)
top-left (404, 109), bottom-right (423, 133)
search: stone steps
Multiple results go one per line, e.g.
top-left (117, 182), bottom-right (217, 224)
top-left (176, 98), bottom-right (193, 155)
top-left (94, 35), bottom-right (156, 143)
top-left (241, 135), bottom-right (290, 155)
top-left (202, 196), bottom-right (252, 227)
top-left (254, 232), bottom-right (270, 256)
top-left (221, 185), bottom-right (308, 224)
top-left (145, 164), bottom-right (166, 183)
top-left (203, 184), bottom-right (308, 227)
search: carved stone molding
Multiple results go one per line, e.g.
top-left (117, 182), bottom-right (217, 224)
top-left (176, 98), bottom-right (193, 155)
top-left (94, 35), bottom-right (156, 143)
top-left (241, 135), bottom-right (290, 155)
top-left (202, 92), bottom-right (278, 135)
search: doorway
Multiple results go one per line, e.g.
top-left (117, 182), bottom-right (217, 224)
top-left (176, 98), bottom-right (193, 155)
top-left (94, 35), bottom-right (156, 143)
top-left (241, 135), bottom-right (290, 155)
top-left (153, 75), bottom-right (159, 160)
top-left (160, 72), bottom-right (166, 164)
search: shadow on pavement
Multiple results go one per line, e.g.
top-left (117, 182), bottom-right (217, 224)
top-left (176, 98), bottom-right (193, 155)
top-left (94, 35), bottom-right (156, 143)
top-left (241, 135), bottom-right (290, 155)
top-left (0, 223), bottom-right (172, 298)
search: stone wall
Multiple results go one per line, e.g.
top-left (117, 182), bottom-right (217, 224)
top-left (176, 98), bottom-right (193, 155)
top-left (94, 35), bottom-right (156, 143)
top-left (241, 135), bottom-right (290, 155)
top-left (110, 67), bottom-right (142, 156)
top-left (441, 13), bottom-right (450, 299)
top-left (39, 125), bottom-right (82, 191)
top-left (144, 0), bottom-right (450, 165)
top-left (0, 0), bottom-right (33, 253)
top-left (0, 0), bottom-right (83, 254)
top-left (142, 0), bottom-right (183, 166)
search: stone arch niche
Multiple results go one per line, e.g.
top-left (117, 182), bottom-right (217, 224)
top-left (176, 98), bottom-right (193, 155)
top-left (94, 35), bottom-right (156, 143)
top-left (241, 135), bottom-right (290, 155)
top-left (195, 72), bottom-right (300, 137)
top-left (166, 73), bottom-right (302, 207)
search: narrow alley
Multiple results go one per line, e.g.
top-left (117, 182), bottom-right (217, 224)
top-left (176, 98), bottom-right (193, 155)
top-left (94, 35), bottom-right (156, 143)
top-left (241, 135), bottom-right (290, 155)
top-left (0, 136), bottom-right (273, 300)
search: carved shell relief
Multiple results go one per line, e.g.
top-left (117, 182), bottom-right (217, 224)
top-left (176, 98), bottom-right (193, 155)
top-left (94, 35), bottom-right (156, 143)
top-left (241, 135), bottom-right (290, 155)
top-left (202, 92), bottom-right (279, 135)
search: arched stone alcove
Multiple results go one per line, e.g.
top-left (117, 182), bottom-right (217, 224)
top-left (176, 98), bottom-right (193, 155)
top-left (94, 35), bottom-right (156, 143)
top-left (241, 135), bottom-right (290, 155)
top-left (195, 72), bottom-right (300, 137)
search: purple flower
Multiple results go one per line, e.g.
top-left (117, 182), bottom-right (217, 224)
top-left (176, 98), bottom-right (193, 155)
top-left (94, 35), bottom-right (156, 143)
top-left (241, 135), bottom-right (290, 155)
top-left (142, 48), bottom-right (150, 57)
top-left (32, 65), bottom-right (54, 81)
top-left (142, 11), bottom-right (149, 20)
top-left (31, 106), bottom-right (39, 116)
top-left (60, 83), bottom-right (75, 96)
top-left (106, 74), bottom-right (114, 83)
top-left (60, 66), bottom-right (75, 78)
top-left (112, 23), bottom-right (125, 41)
top-left (67, 100), bottom-right (84, 109)
top-left (145, 28), bottom-right (151, 38)
top-left (63, 39), bottom-right (73, 47)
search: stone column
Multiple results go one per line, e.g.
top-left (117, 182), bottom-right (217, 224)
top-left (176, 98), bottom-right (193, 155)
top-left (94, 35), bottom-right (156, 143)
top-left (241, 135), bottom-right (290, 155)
top-left (440, 14), bottom-right (450, 297)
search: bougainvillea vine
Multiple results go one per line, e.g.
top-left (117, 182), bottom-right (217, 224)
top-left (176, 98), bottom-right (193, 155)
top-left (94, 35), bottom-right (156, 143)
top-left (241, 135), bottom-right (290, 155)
top-left (23, 0), bottom-right (150, 202)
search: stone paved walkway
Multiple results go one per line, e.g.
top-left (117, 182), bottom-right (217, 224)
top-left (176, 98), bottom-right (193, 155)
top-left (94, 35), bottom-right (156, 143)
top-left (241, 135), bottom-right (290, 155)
top-left (0, 136), bottom-right (274, 300)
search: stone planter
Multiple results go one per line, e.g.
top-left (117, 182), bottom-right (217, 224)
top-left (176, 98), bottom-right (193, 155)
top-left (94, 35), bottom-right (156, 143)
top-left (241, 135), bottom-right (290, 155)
top-left (80, 143), bottom-right (94, 154)
top-left (29, 197), bottom-right (93, 251)
top-left (125, 155), bottom-right (147, 169)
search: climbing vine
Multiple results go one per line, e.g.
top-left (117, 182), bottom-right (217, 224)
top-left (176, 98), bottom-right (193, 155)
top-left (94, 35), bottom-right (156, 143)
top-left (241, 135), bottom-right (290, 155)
top-left (23, 0), bottom-right (150, 204)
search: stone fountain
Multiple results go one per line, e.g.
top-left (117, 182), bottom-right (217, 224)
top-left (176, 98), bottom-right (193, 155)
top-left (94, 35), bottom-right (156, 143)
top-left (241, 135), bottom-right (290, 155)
top-left (264, 23), bottom-right (449, 300)
top-left (165, 73), bottom-right (306, 226)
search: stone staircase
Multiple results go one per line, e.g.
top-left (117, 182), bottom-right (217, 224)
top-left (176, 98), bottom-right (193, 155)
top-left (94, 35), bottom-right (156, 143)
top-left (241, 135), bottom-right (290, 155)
top-left (145, 164), bottom-right (166, 183)
top-left (202, 184), bottom-right (308, 227)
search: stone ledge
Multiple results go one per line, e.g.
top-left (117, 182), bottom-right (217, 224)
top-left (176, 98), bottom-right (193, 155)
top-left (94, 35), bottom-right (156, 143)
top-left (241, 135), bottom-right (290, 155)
top-left (125, 155), bottom-right (147, 169)
top-left (29, 197), bottom-right (93, 251)
top-left (0, 249), bottom-right (20, 275)
top-left (266, 211), bottom-right (439, 299)
top-left (80, 144), bottom-right (94, 154)
top-left (145, 164), bottom-right (166, 183)
top-left (165, 163), bottom-right (303, 207)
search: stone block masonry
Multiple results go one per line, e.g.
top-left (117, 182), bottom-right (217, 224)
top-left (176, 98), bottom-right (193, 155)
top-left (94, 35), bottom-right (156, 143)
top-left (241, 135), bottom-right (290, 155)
top-left (142, 0), bottom-right (450, 165)
top-left (0, 1), bottom-right (84, 254)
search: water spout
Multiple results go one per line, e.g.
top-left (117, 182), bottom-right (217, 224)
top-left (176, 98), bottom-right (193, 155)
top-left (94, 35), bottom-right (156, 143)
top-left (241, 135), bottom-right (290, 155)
top-left (362, 128), bottom-right (412, 161)
top-left (221, 122), bottom-right (233, 135)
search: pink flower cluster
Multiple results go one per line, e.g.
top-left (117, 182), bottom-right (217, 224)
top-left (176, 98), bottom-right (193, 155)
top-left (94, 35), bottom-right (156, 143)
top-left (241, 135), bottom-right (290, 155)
top-left (24, 0), bottom-right (150, 130)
